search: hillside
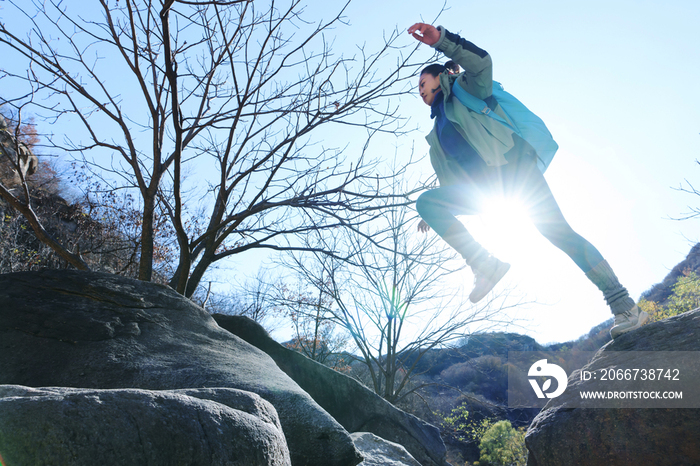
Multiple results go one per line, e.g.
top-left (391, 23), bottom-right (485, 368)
top-left (641, 242), bottom-right (700, 304)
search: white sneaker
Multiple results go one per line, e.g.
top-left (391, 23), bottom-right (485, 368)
top-left (610, 305), bottom-right (649, 339)
top-left (469, 256), bottom-right (510, 303)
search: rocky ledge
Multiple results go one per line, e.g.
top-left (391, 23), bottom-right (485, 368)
top-left (0, 270), bottom-right (447, 466)
top-left (525, 308), bottom-right (700, 466)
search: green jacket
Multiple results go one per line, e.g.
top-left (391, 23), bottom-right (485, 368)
top-left (426, 26), bottom-right (526, 186)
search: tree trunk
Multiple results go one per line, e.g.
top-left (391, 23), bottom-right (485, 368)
top-left (138, 193), bottom-right (156, 282)
top-left (183, 248), bottom-right (216, 298)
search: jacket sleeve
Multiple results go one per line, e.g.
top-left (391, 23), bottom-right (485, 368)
top-left (432, 26), bottom-right (493, 100)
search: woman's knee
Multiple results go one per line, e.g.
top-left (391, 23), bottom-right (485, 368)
top-left (416, 191), bottom-right (437, 218)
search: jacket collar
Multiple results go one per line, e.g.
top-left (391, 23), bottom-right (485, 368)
top-left (430, 90), bottom-right (444, 119)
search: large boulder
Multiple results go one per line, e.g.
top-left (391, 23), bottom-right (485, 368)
top-left (525, 308), bottom-right (700, 466)
top-left (0, 385), bottom-right (290, 466)
top-left (0, 270), bottom-right (362, 466)
top-left (214, 314), bottom-right (449, 466)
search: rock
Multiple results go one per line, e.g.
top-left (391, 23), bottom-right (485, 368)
top-left (525, 308), bottom-right (700, 466)
top-left (0, 129), bottom-right (38, 183)
top-left (171, 387), bottom-right (284, 430)
top-left (351, 432), bottom-right (422, 466)
top-left (213, 314), bottom-right (449, 466)
top-left (0, 385), bottom-right (291, 466)
top-left (0, 270), bottom-right (362, 466)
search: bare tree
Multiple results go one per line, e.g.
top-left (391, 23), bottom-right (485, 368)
top-left (0, 107), bottom-right (90, 270)
top-left (201, 267), bottom-right (285, 334)
top-left (672, 160), bottom-right (700, 221)
top-left (0, 0), bottom-right (427, 295)
top-left (272, 261), bottom-right (351, 370)
top-left (0, 106), bottom-right (177, 276)
top-left (286, 176), bottom-right (521, 403)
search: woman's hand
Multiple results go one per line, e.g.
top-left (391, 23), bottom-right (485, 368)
top-left (417, 219), bottom-right (431, 233)
top-left (408, 23), bottom-right (440, 46)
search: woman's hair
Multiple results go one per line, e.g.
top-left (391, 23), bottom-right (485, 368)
top-left (445, 60), bottom-right (461, 74)
top-left (421, 60), bottom-right (462, 77)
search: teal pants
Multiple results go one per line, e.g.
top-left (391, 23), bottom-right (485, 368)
top-left (416, 155), bottom-right (604, 273)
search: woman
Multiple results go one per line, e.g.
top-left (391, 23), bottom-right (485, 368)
top-left (408, 22), bottom-right (647, 338)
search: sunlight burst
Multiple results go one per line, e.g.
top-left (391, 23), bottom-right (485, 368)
top-left (481, 195), bottom-right (532, 231)
top-left (475, 195), bottom-right (541, 258)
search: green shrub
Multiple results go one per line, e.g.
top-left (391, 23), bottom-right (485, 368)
top-left (440, 401), bottom-right (495, 445)
top-left (640, 271), bottom-right (700, 323)
top-left (478, 420), bottom-right (527, 466)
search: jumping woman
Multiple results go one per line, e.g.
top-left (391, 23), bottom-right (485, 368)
top-left (408, 22), bottom-right (647, 338)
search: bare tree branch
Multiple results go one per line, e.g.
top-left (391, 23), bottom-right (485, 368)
top-left (0, 0), bottom-right (429, 296)
top-left (283, 174), bottom-right (522, 403)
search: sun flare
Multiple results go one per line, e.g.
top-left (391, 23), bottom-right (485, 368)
top-left (473, 195), bottom-right (542, 258)
top-left (481, 196), bottom-right (532, 230)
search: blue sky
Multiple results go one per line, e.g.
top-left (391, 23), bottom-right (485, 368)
top-left (2, 0), bottom-right (699, 345)
top-left (325, 0), bottom-right (700, 343)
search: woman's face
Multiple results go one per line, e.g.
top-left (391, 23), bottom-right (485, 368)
top-left (418, 72), bottom-right (441, 106)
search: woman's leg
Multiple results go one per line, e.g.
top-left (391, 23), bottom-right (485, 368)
top-left (415, 184), bottom-right (488, 265)
top-left (416, 184), bottom-right (510, 302)
top-left (504, 158), bottom-right (646, 336)
top-left (503, 159), bottom-right (604, 273)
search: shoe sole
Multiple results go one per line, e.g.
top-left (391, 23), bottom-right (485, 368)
top-left (610, 310), bottom-right (650, 339)
top-left (469, 262), bottom-right (511, 303)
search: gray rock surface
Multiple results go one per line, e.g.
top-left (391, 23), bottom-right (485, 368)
top-left (0, 270), bottom-right (362, 466)
top-left (0, 127), bottom-right (38, 183)
top-left (526, 308), bottom-right (700, 466)
top-left (0, 385), bottom-right (291, 466)
top-left (214, 314), bottom-right (449, 466)
top-left (351, 432), bottom-right (422, 466)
